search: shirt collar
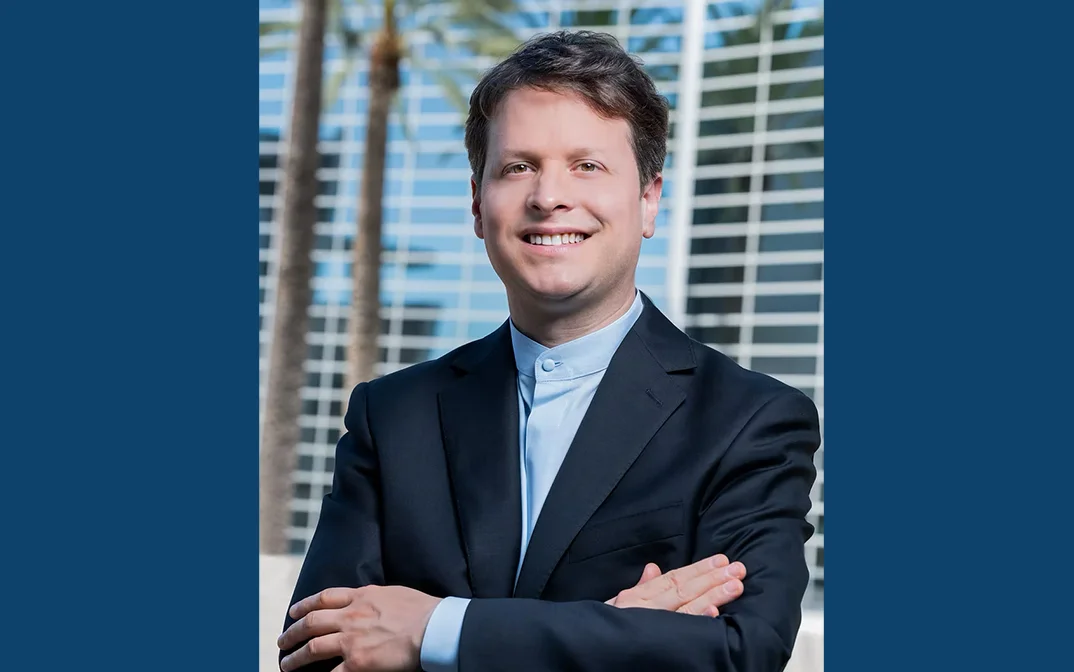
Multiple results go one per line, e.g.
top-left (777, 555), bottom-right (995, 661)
top-left (509, 291), bottom-right (644, 381)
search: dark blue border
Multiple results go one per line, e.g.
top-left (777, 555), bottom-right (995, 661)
top-left (7, 0), bottom-right (1074, 668)
top-left (5, 1), bottom-right (252, 667)
top-left (830, 2), bottom-right (1072, 670)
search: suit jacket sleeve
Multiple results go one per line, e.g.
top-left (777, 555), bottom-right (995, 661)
top-left (458, 391), bottom-right (820, 672)
top-left (279, 382), bottom-right (385, 671)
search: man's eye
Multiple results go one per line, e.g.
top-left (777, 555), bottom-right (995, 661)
top-left (578, 162), bottom-right (598, 172)
top-left (507, 164), bottom-right (530, 174)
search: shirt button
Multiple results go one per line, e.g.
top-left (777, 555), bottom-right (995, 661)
top-left (541, 359), bottom-right (556, 372)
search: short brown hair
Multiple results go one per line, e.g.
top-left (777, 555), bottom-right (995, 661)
top-left (464, 30), bottom-right (669, 191)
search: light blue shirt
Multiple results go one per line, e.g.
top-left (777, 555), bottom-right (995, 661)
top-left (420, 291), bottom-right (645, 672)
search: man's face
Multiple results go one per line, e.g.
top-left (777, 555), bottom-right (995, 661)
top-left (472, 88), bottom-right (662, 311)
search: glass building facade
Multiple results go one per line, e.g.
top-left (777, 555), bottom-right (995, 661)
top-left (259, 0), bottom-right (824, 606)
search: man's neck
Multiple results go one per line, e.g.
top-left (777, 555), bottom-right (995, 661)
top-left (508, 287), bottom-right (638, 349)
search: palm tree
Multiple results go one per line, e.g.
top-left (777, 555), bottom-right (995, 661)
top-left (260, 0), bottom-right (328, 556)
top-left (258, 0), bottom-right (524, 554)
top-left (346, 0), bottom-right (402, 389)
top-left (345, 0), bottom-right (524, 390)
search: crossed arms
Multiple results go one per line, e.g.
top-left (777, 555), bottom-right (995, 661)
top-left (278, 384), bottom-right (819, 672)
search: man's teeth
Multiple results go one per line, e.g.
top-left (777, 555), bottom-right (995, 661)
top-left (527, 233), bottom-right (588, 246)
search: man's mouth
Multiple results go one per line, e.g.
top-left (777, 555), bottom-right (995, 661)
top-left (525, 233), bottom-right (589, 246)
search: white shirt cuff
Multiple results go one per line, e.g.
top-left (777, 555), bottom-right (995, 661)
top-left (419, 596), bottom-right (471, 672)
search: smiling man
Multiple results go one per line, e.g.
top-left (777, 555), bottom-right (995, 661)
top-left (278, 31), bottom-right (820, 672)
top-left (474, 84), bottom-right (659, 345)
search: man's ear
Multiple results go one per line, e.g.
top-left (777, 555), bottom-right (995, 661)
top-left (641, 173), bottom-right (662, 239)
top-left (471, 176), bottom-right (484, 239)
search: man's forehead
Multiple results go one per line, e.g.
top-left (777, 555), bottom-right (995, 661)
top-left (486, 89), bottom-right (631, 154)
top-left (491, 87), bottom-right (616, 122)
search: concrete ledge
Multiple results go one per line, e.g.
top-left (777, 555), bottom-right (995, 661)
top-left (788, 609), bottom-right (824, 672)
top-left (261, 554), bottom-right (302, 672)
top-left (260, 554), bottom-right (822, 672)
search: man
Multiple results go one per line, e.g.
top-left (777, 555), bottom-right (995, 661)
top-left (278, 30), bottom-right (820, 672)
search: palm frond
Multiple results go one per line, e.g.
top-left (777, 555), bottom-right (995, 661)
top-left (322, 61), bottom-right (352, 111)
top-left (419, 18), bottom-right (453, 49)
top-left (450, 4), bottom-right (518, 40)
top-left (460, 34), bottom-right (522, 58)
top-left (391, 92), bottom-right (417, 146)
top-left (260, 19), bottom-right (297, 58)
top-left (259, 21), bottom-right (296, 38)
top-left (449, 0), bottom-right (521, 21)
top-left (412, 55), bottom-right (472, 117)
top-left (260, 44), bottom-right (291, 58)
top-left (431, 11), bottom-right (523, 62)
top-left (395, 0), bottom-right (426, 15)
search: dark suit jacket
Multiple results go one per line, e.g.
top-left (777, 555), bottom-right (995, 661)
top-left (284, 294), bottom-right (820, 671)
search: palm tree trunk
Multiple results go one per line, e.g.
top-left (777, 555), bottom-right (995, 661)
top-left (260, 0), bottom-right (327, 556)
top-left (347, 4), bottom-right (400, 392)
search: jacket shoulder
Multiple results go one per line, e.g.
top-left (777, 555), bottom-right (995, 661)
top-left (686, 335), bottom-right (814, 407)
top-left (358, 335), bottom-right (487, 400)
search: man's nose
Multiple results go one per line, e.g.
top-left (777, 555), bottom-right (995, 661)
top-left (526, 170), bottom-right (574, 215)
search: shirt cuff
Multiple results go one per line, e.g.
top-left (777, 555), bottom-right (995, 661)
top-left (419, 596), bottom-right (471, 672)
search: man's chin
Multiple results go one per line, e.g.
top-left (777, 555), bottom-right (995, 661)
top-left (530, 288), bottom-right (604, 315)
top-left (514, 281), bottom-right (589, 305)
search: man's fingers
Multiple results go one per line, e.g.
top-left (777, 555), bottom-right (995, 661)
top-left (643, 560), bottom-right (745, 611)
top-left (676, 578), bottom-right (744, 616)
top-left (607, 563), bottom-right (665, 605)
top-left (677, 560), bottom-right (745, 605)
top-left (607, 555), bottom-right (745, 611)
top-left (277, 610), bottom-right (342, 652)
top-left (634, 554), bottom-right (729, 601)
top-left (289, 587), bottom-right (355, 620)
top-left (280, 632), bottom-right (343, 672)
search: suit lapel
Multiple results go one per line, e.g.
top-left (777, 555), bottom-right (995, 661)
top-left (513, 299), bottom-right (693, 599)
top-left (438, 324), bottom-right (523, 598)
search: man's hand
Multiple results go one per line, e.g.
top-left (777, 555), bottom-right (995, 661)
top-left (277, 585), bottom-right (441, 672)
top-left (606, 554), bottom-right (746, 617)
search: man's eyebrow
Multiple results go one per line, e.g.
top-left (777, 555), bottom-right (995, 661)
top-left (495, 149), bottom-right (541, 163)
top-left (566, 148), bottom-right (607, 160)
top-left (495, 148), bottom-right (608, 162)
